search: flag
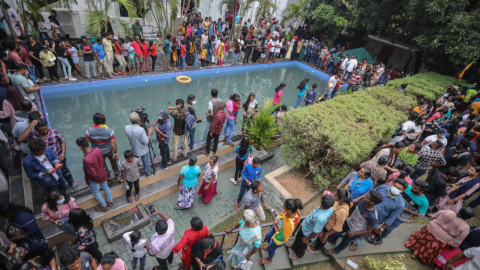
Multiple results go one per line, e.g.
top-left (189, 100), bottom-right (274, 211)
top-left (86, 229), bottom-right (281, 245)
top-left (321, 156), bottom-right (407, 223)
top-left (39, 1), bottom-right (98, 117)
top-left (456, 62), bottom-right (473, 80)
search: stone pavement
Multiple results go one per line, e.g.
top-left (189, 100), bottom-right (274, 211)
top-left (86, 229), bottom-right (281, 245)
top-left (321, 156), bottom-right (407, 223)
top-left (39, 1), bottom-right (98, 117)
top-left (57, 147), bottom-right (286, 269)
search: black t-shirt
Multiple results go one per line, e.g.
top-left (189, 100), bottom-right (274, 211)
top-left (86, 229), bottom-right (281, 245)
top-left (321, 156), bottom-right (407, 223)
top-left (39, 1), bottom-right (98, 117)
top-left (245, 39), bottom-right (252, 52)
top-left (423, 173), bottom-right (447, 204)
top-left (56, 45), bottom-right (67, 58)
top-left (79, 43), bottom-right (94, 62)
top-left (192, 239), bottom-right (223, 265)
top-left (186, 105), bottom-right (196, 118)
top-left (27, 42), bottom-right (43, 59)
top-left (442, 148), bottom-right (470, 171)
top-left (222, 30), bottom-right (228, 37)
top-left (422, 123), bottom-right (439, 138)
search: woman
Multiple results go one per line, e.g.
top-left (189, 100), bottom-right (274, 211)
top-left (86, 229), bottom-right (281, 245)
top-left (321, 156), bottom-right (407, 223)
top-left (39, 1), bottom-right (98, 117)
top-left (230, 137), bottom-right (253, 185)
top-left (65, 40), bottom-right (84, 78)
top-left (286, 38), bottom-right (295, 60)
top-left (242, 92), bottom-right (258, 133)
top-left (258, 198), bottom-right (302, 265)
top-left (406, 208), bottom-right (473, 265)
top-left (41, 191), bottom-right (78, 235)
top-left (186, 23), bottom-right (192, 37)
top-left (55, 40), bottom-right (76, 81)
top-left (307, 189), bottom-right (351, 253)
top-left (97, 252), bottom-right (128, 270)
top-left (175, 156), bottom-right (202, 210)
top-left (397, 143), bottom-right (420, 167)
top-left (68, 208), bottom-right (102, 262)
top-left (216, 38), bottom-right (225, 67)
top-left (232, 39), bottom-right (240, 66)
top-left (405, 116), bottom-right (427, 143)
top-left (192, 236), bottom-right (225, 270)
top-left (294, 39), bottom-right (303, 61)
top-left (0, 86), bottom-right (37, 134)
top-left (434, 225), bottom-right (480, 269)
top-left (371, 141), bottom-right (405, 173)
top-left (226, 209), bottom-right (262, 269)
top-left (386, 164), bottom-right (415, 187)
top-left (198, 156), bottom-right (219, 203)
top-left (1, 203), bottom-right (47, 260)
top-left (252, 38), bottom-right (262, 63)
top-left (294, 78), bottom-right (310, 109)
top-left (437, 166), bottom-right (480, 213)
top-left (187, 38), bottom-right (195, 66)
top-left (172, 217), bottom-right (210, 270)
top-left (206, 37), bottom-right (214, 66)
top-left (141, 39), bottom-right (151, 72)
top-left (273, 82), bottom-right (286, 115)
top-left (178, 22), bottom-right (186, 36)
top-left (297, 41), bottom-right (306, 62)
top-left (337, 167), bottom-right (373, 200)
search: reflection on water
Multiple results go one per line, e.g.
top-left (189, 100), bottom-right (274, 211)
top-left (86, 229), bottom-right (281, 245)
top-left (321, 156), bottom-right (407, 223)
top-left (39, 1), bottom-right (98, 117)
top-left (42, 66), bottom-right (328, 181)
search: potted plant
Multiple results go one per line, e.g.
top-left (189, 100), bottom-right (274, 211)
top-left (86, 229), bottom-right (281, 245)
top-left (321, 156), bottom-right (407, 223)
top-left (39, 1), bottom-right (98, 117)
top-left (245, 98), bottom-right (279, 151)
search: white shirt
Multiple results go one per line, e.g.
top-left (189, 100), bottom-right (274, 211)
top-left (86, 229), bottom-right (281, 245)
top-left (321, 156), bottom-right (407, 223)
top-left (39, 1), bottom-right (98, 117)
top-left (122, 42), bottom-right (131, 56)
top-left (347, 59), bottom-right (358, 72)
top-left (422, 135), bottom-right (447, 151)
top-left (341, 58), bottom-right (349, 70)
top-left (274, 41), bottom-right (281, 53)
top-left (35, 154), bottom-right (59, 180)
top-left (123, 231), bottom-right (147, 258)
top-left (389, 120), bottom-right (415, 143)
top-left (456, 246), bottom-right (480, 270)
top-left (460, 114), bottom-right (470, 125)
top-left (327, 76), bottom-right (337, 91)
top-left (269, 41), bottom-right (275, 52)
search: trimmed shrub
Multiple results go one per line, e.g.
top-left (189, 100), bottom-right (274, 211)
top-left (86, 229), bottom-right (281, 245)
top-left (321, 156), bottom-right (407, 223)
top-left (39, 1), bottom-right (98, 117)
top-left (280, 72), bottom-right (462, 189)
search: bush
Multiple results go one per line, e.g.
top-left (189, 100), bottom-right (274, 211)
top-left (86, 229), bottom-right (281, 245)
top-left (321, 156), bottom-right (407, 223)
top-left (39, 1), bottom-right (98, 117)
top-left (365, 254), bottom-right (407, 270)
top-left (245, 98), bottom-right (279, 150)
top-left (280, 72), bottom-right (461, 188)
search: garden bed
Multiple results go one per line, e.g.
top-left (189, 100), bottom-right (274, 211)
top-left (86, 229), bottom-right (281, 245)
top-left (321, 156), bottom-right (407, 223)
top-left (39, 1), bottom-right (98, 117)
top-left (275, 169), bottom-right (319, 203)
top-left (102, 204), bottom-right (150, 242)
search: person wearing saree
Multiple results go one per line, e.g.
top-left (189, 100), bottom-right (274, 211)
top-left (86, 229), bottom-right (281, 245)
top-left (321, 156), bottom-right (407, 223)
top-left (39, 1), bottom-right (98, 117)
top-left (198, 156), bottom-right (219, 203)
top-left (297, 41), bottom-right (306, 62)
top-left (1, 203), bottom-right (47, 261)
top-left (434, 226), bottom-right (480, 269)
top-left (41, 191), bottom-right (78, 235)
top-left (172, 217), bottom-right (210, 270)
top-left (371, 142), bottom-right (405, 172)
top-left (337, 167), bottom-right (373, 200)
top-left (226, 209), bottom-right (262, 269)
top-left (437, 166), bottom-right (480, 213)
top-left (397, 143), bottom-right (420, 166)
top-left (192, 236), bottom-right (225, 270)
top-left (216, 38), bottom-right (225, 67)
top-left (406, 208), bottom-right (473, 265)
top-left (175, 156), bottom-right (202, 210)
top-left (258, 198), bottom-right (302, 265)
top-left (292, 39), bottom-right (302, 60)
top-left (285, 39), bottom-right (294, 60)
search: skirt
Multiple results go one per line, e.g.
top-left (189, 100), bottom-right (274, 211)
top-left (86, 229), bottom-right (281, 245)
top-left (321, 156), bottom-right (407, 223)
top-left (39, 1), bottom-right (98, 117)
top-left (197, 178), bottom-right (217, 203)
top-left (405, 225), bottom-right (446, 265)
top-left (177, 184), bottom-right (196, 208)
top-left (142, 56), bottom-right (151, 72)
top-left (187, 51), bottom-right (195, 65)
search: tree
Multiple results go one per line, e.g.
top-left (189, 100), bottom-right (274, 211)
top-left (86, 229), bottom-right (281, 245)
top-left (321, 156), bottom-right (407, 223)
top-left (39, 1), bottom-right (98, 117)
top-left (353, 0), bottom-right (480, 72)
top-left (281, 0), bottom-right (309, 28)
top-left (145, 0), bottom-right (180, 37)
top-left (85, 0), bottom-right (137, 39)
top-left (310, 3), bottom-right (348, 45)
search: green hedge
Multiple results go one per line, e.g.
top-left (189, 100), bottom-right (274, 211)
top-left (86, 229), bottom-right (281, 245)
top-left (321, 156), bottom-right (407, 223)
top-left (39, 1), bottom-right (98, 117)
top-left (280, 72), bottom-right (464, 189)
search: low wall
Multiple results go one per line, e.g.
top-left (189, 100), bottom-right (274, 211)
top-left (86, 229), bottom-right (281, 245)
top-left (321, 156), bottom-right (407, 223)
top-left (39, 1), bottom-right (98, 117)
top-left (263, 165), bottom-right (294, 211)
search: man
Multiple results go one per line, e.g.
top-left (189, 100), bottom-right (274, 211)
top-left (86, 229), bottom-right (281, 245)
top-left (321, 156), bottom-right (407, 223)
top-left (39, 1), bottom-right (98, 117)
top-left (203, 17), bottom-right (211, 35)
top-left (208, 17), bottom-right (214, 38)
top-left (340, 54), bottom-right (349, 75)
top-left (360, 155), bottom-right (389, 185)
top-left (309, 41), bottom-right (320, 66)
top-left (168, 99), bottom-right (188, 161)
top-left (10, 64), bottom-right (41, 108)
top-left (85, 113), bottom-right (119, 180)
top-left (381, 180), bottom-right (429, 238)
top-left (344, 56), bottom-right (358, 81)
top-left (325, 190), bottom-right (383, 256)
top-left (79, 36), bottom-right (97, 81)
top-left (164, 34), bottom-right (172, 71)
top-left (420, 117), bottom-right (441, 140)
top-left (132, 19), bottom-right (143, 37)
top-left (201, 30), bottom-right (209, 46)
top-left (411, 140), bottom-right (446, 180)
top-left (149, 207), bottom-right (175, 269)
top-left (288, 194), bottom-right (335, 259)
top-left (203, 101), bottom-right (226, 157)
top-left (153, 110), bottom-right (172, 170)
top-left (125, 112), bottom-right (152, 177)
top-left (273, 38), bottom-right (281, 62)
top-left (195, 12), bottom-right (203, 26)
top-left (103, 33), bottom-right (115, 74)
top-left (235, 157), bottom-right (262, 209)
top-left (441, 138), bottom-right (470, 172)
top-left (348, 70), bottom-right (362, 91)
top-left (26, 36), bottom-right (46, 82)
top-left (13, 111), bottom-right (40, 155)
top-left (421, 128), bottom-right (448, 152)
top-left (445, 246), bottom-right (480, 270)
top-left (19, 118), bottom-right (78, 189)
top-left (76, 137), bottom-right (113, 211)
top-left (131, 35), bottom-right (144, 74)
top-left (203, 89), bottom-right (222, 142)
top-left (243, 36), bottom-right (253, 64)
top-left (244, 181), bottom-right (267, 222)
top-left (325, 74), bottom-right (338, 100)
top-left (15, 99), bottom-right (35, 120)
top-left (114, 37), bottom-right (127, 75)
top-left (424, 167), bottom-right (458, 210)
top-left (60, 249), bottom-right (97, 270)
top-left (92, 38), bottom-right (113, 79)
top-left (23, 138), bottom-right (67, 193)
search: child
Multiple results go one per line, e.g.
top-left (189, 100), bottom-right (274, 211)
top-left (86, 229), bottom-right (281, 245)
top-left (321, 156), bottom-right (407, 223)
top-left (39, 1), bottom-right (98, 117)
top-left (276, 104), bottom-right (287, 128)
top-left (304, 83), bottom-right (318, 106)
top-left (172, 44), bottom-right (178, 70)
top-left (233, 99), bottom-right (239, 124)
top-left (121, 150), bottom-right (142, 202)
top-left (123, 230), bottom-right (149, 270)
top-left (39, 45), bottom-right (62, 83)
top-left (201, 44), bottom-right (207, 69)
top-left (128, 47), bottom-right (135, 76)
top-left (259, 44), bottom-right (267, 64)
top-left (235, 157), bottom-right (262, 210)
top-left (317, 93), bottom-right (329, 103)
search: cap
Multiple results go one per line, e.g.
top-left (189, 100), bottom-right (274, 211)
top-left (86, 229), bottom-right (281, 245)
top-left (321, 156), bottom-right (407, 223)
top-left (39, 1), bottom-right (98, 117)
top-left (157, 110), bottom-right (169, 118)
top-left (130, 112), bottom-right (140, 122)
top-left (41, 45), bottom-right (48, 49)
top-left (125, 35), bottom-right (131, 40)
top-left (323, 190), bottom-right (334, 197)
top-left (439, 128), bottom-right (449, 135)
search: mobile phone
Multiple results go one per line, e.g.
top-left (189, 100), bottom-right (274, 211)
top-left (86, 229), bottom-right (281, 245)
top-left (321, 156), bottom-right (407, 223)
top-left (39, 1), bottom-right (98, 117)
top-left (149, 205), bottom-right (155, 214)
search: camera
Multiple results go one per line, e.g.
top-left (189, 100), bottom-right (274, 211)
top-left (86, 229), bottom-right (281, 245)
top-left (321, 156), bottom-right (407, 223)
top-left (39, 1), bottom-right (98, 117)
top-left (132, 107), bottom-right (149, 127)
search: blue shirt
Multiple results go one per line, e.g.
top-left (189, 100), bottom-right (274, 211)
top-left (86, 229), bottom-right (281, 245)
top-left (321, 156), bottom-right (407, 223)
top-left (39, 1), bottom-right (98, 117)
top-left (241, 164), bottom-right (262, 181)
top-left (156, 118), bottom-right (172, 144)
top-left (298, 84), bottom-right (308, 96)
top-left (373, 185), bottom-right (405, 226)
top-left (93, 43), bottom-right (105, 60)
top-left (235, 15), bottom-right (240, 24)
top-left (180, 165), bottom-right (201, 187)
top-left (236, 145), bottom-right (252, 160)
top-left (125, 124), bottom-right (149, 157)
top-left (164, 40), bottom-right (171, 55)
top-left (306, 89), bottom-right (317, 103)
top-left (301, 207), bottom-right (333, 241)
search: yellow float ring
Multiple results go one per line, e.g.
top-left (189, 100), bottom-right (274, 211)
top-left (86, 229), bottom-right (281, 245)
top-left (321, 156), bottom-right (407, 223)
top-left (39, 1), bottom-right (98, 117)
top-left (176, 76), bottom-right (191, 84)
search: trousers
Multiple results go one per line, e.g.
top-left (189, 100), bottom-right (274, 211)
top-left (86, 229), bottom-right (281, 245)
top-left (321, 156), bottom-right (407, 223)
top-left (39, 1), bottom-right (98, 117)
top-left (114, 54), bottom-right (127, 72)
top-left (172, 133), bottom-right (187, 159)
top-left (159, 143), bottom-right (170, 167)
top-left (84, 61), bottom-right (97, 78)
top-left (57, 57), bottom-right (71, 78)
top-left (106, 54), bottom-right (114, 73)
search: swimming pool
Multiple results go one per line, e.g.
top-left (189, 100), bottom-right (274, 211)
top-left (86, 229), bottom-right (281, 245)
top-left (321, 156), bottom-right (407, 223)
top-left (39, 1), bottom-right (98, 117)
top-left (39, 62), bottom-right (346, 181)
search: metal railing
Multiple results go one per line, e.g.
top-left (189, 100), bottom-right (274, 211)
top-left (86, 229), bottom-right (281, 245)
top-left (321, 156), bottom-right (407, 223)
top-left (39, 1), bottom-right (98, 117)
top-left (212, 216), bottom-right (307, 251)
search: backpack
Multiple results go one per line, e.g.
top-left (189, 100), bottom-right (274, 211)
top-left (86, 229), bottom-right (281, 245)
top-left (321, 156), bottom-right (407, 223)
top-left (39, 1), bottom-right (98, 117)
top-left (184, 106), bottom-right (196, 134)
top-left (242, 26), bottom-right (248, 35)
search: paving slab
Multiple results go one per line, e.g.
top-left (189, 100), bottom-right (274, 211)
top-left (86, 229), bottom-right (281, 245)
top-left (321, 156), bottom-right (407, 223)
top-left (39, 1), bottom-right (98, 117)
top-left (260, 246), bottom-right (292, 270)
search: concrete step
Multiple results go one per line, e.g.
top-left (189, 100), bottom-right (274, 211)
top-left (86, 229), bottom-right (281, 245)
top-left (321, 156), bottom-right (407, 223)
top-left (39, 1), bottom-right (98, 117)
top-left (41, 147), bottom-right (240, 246)
top-left (260, 245), bottom-right (292, 270)
top-left (286, 240), bottom-right (330, 268)
top-left (225, 248), bottom-right (264, 270)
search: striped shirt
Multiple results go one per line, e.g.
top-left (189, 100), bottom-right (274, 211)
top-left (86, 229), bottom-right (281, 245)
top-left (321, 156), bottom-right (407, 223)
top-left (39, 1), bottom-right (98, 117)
top-left (150, 219), bottom-right (175, 259)
top-left (85, 124), bottom-right (115, 154)
top-left (29, 127), bottom-right (64, 157)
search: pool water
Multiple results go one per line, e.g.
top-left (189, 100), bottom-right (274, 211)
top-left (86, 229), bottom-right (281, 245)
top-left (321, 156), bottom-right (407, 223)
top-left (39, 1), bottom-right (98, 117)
top-left (41, 63), bottom-right (331, 181)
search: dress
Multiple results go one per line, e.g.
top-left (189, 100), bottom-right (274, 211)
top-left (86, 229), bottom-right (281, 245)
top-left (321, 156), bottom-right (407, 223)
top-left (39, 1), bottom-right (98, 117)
top-left (297, 44), bottom-right (306, 62)
top-left (406, 225), bottom-right (446, 265)
top-left (285, 42), bottom-right (294, 60)
top-left (206, 42), bottom-right (213, 62)
top-left (172, 225), bottom-right (210, 270)
top-left (177, 184), bottom-right (197, 208)
top-left (197, 163), bottom-right (219, 203)
top-left (228, 219), bottom-right (262, 268)
top-left (187, 42), bottom-right (195, 65)
top-left (216, 42), bottom-right (225, 62)
top-left (142, 44), bottom-right (151, 72)
top-left (291, 41), bottom-right (299, 60)
top-left (437, 176), bottom-right (480, 213)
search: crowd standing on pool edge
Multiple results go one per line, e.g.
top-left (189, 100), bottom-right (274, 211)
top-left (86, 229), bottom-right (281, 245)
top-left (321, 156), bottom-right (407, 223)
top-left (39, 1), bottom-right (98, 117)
top-left (2, 11), bottom-right (480, 270)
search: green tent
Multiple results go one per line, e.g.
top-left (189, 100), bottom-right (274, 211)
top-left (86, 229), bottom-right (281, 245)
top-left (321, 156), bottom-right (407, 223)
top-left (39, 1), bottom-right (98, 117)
top-left (343, 47), bottom-right (375, 64)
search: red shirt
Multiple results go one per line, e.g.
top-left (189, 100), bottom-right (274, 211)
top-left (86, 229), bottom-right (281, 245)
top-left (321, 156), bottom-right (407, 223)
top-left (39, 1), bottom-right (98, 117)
top-left (181, 45), bottom-right (187, 57)
top-left (142, 43), bottom-right (149, 57)
top-left (131, 41), bottom-right (143, 56)
top-left (83, 148), bottom-right (108, 185)
top-left (334, 81), bottom-right (341, 91)
top-left (233, 102), bottom-right (239, 112)
top-left (172, 225), bottom-right (210, 269)
top-left (227, 14), bottom-right (233, 24)
top-left (150, 46), bottom-right (157, 56)
top-left (114, 41), bottom-right (122, 55)
top-left (210, 111), bottom-right (227, 134)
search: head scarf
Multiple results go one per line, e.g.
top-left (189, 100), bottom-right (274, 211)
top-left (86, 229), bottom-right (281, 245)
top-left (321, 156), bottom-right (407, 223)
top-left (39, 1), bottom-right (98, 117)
top-left (6, 86), bottom-right (25, 111)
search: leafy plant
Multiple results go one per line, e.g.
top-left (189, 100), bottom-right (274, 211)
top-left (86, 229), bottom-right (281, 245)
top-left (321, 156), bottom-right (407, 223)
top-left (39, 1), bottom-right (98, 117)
top-left (245, 98), bottom-right (278, 150)
top-left (85, 0), bottom-right (137, 39)
top-left (365, 254), bottom-right (407, 270)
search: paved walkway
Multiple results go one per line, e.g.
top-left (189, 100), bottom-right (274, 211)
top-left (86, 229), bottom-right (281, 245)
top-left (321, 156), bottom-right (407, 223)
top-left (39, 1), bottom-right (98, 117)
top-left (57, 147), bottom-right (286, 269)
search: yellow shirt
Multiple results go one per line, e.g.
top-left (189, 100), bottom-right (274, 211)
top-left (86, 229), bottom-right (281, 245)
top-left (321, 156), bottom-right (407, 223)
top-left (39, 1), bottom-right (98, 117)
top-left (102, 38), bottom-right (113, 55)
top-left (471, 102), bottom-right (480, 115)
top-left (201, 48), bottom-right (207, 59)
top-left (178, 25), bottom-right (185, 35)
top-left (39, 51), bottom-right (55, 67)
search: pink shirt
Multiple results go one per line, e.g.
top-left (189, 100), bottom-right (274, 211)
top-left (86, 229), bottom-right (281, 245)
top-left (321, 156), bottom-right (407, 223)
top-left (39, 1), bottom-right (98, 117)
top-left (41, 199), bottom-right (78, 220)
top-left (273, 90), bottom-right (283, 105)
top-left (97, 258), bottom-right (128, 270)
top-left (226, 99), bottom-right (234, 120)
top-left (8, 51), bottom-right (22, 64)
top-left (427, 112), bottom-right (441, 123)
top-left (131, 41), bottom-right (143, 56)
top-left (386, 172), bottom-right (412, 187)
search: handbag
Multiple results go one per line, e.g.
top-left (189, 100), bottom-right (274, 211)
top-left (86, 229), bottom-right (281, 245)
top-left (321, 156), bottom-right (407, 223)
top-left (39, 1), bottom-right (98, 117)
top-left (243, 147), bottom-right (253, 166)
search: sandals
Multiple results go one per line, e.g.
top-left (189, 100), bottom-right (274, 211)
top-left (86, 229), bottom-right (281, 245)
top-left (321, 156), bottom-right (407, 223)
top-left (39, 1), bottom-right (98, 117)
top-left (127, 197), bottom-right (133, 203)
top-left (306, 247), bottom-right (319, 254)
top-left (71, 182), bottom-right (79, 191)
top-left (349, 242), bottom-right (358, 251)
top-left (258, 257), bottom-right (271, 265)
top-left (135, 194), bottom-right (139, 201)
top-left (106, 202), bottom-right (114, 207)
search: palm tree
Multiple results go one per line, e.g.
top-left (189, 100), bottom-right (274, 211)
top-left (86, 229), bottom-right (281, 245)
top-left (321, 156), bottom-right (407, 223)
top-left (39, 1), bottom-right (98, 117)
top-left (251, 0), bottom-right (277, 25)
top-left (281, 0), bottom-right (309, 28)
top-left (145, 0), bottom-right (180, 37)
top-left (85, 0), bottom-right (137, 39)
